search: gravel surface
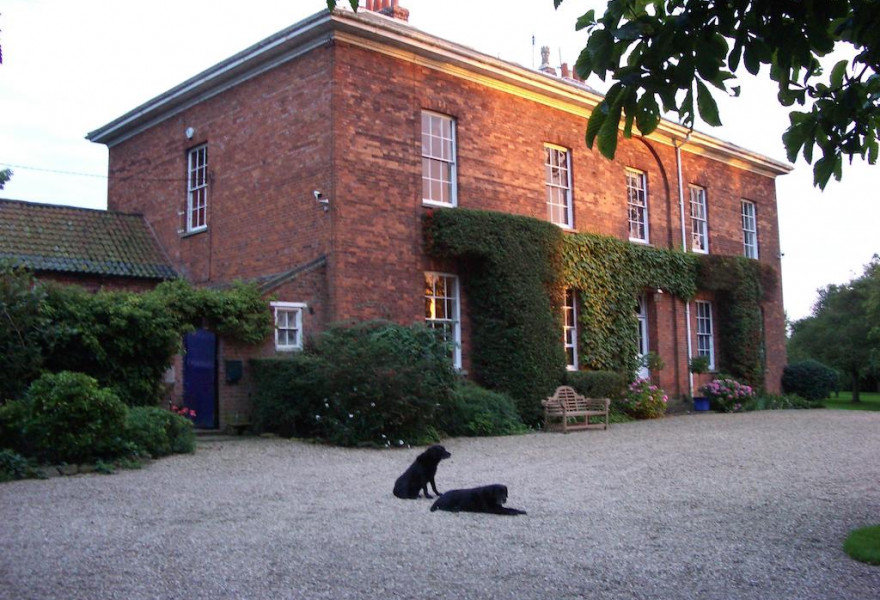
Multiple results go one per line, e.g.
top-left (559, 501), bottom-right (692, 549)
top-left (1, 409), bottom-right (879, 600)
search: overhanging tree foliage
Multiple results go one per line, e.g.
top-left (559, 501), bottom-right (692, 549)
top-left (558, 0), bottom-right (880, 189)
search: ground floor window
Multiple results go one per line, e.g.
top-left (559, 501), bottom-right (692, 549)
top-left (636, 294), bottom-right (649, 378)
top-left (424, 272), bottom-right (461, 369)
top-left (563, 289), bottom-right (578, 370)
top-left (695, 300), bottom-right (715, 370)
top-left (271, 302), bottom-right (305, 351)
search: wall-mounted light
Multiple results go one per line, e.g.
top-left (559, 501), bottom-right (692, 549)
top-left (185, 127), bottom-right (195, 140)
top-left (313, 190), bottom-right (329, 212)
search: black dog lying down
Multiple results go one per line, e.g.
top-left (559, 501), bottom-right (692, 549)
top-left (393, 445), bottom-right (451, 499)
top-left (430, 484), bottom-right (527, 516)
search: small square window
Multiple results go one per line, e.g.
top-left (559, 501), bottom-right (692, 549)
top-left (272, 302), bottom-right (305, 351)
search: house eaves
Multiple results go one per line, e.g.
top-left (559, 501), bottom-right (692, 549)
top-left (86, 8), bottom-right (792, 177)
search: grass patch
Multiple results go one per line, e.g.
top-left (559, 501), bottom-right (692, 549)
top-left (824, 392), bottom-right (880, 411)
top-left (844, 525), bottom-right (880, 565)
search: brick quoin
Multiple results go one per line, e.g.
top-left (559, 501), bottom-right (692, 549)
top-left (94, 8), bottom-right (788, 427)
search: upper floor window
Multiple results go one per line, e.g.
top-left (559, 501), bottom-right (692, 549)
top-left (421, 111), bottom-right (457, 207)
top-left (424, 272), bottom-right (461, 369)
top-left (186, 144), bottom-right (208, 233)
top-left (545, 145), bottom-right (573, 228)
top-left (741, 200), bottom-right (759, 259)
top-left (695, 300), bottom-right (715, 370)
top-left (563, 289), bottom-right (578, 371)
top-left (689, 185), bottom-right (709, 253)
top-left (626, 168), bottom-right (649, 243)
top-left (272, 301), bottom-right (305, 352)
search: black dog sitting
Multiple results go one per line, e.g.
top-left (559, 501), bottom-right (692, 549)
top-left (430, 484), bottom-right (527, 515)
top-left (392, 445), bottom-right (451, 499)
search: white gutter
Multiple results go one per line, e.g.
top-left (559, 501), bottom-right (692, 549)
top-left (675, 135), bottom-right (694, 398)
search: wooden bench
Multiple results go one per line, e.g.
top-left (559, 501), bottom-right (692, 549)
top-left (542, 386), bottom-right (610, 433)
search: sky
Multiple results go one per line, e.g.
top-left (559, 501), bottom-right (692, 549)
top-left (1, 0), bottom-right (877, 322)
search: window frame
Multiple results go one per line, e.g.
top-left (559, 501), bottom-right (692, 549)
top-left (421, 111), bottom-right (458, 208)
top-left (626, 168), bottom-right (649, 243)
top-left (741, 200), bottom-right (759, 259)
top-left (545, 144), bottom-right (574, 228)
top-left (695, 300), bottom-right (715, 370)
top-left (424, 272), bottom-right (461, 369)
top-left (186, 144), bottom-right (208, 233)
top-left (271, 301), bottom-right (305, 352)
top-left (563, 289), bottom-right (578, 371)
top-left (689, 185), bottom-right (709, 254)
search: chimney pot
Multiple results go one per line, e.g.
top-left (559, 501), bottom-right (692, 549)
top-left (561, 63), bottom-right (570, 79)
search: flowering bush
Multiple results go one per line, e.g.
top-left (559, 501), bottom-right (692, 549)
top-left (618, 378), bottom-right (668, 419)
top-left (700, 378), bottom-right (754, 413)
top-left (170, 405), bottom-right (197, 421)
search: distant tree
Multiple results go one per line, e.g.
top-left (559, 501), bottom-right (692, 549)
top-left (0, 169), bottom-right (11, 190)
top-left (788, 257), bottom-right (880, 402)
top-left (559, 0), bottom-right (880, 189)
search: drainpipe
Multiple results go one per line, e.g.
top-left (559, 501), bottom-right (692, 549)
top-left (674, 135), bottom-right (694, 397)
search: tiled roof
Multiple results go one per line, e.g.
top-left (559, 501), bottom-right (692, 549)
top-left (0, 199), bottom-right (176, 280)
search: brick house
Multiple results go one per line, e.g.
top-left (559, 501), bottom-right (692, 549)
top-left (86, 2), bottom-right (790, 428)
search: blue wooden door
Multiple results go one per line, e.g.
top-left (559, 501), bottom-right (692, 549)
top-left (184, 329), bottom-right (217, 429)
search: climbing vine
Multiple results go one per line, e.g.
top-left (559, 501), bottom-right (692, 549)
top-left (424, 208), bottom-right (565, 424)
top-left (562, 233), bottom-right (697, 375)
top-left (696, 255), bottom-right (776, 389)
top-left (423, 208), bottom-right (777, 410)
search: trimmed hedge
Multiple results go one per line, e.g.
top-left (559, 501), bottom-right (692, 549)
top-left (782, 359), bottom-right (838, 401)
top-left (438, 382), bottom-right (527, 437)
top-left (564, 370), bottom-right (628, 400)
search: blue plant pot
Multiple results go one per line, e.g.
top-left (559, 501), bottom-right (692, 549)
top-left (693, 397), bottom-right (710, 412)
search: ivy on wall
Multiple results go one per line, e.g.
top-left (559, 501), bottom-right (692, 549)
top-left (696, 255), bottom-right (777, 389)
top-left (562, 233), bottom-right (697, 375)
top-left (422, 209), bottom-right (777, 410)
top-left (424, 208), bottom-right (565, 424)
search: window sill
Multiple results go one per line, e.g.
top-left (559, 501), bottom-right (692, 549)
top-left (629, 238), bottom-right (651, 245)
top-left (181, 227), bottom-right (208, 238)
top-left (423, 200), bottom-right (457, 209)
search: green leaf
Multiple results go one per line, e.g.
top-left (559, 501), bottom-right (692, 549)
top-left (575, 10), bottom-right (596, 31)
top-left (696, 80), bottom-right (722, 126)
top-left (635, 93), bottom-right (660, 135)
top-left (597, 102), bottom-right (622, 158)
top-left (585, 104), bottom-right (608, 149)
top-left (830, 59), bottom-right (848, 89)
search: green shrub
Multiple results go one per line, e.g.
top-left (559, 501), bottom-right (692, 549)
top-left (782, 359), bottom-right (838, 401)
top-left (439, 382), bottom-right (527, 437)
top-left (564, 370), bottom-right (627, 400)
top-left (125, 407), bottom-right (196, 458)
top-left (844, 524), bottom-right (880, 565)
top-left (0, 399), bottom-right (29, 454)
top-left (251, 354), bottom-right (327, 438)
top-left (22, 371), bottom-right (129, 464)
top-left (0, 264), bottom-right (51, 402)
top-left (253, 321), bottom-right (456, 447)
top-left (0, 449), bottom-right (40, 482)
top-left (616, 378), bottom-right (668, 419)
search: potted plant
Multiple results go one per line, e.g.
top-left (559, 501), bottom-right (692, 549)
top-left (689, 356), bottom-right (711, 411)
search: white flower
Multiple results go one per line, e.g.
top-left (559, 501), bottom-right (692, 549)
top-left (348, 413), bottom-right (354, 419)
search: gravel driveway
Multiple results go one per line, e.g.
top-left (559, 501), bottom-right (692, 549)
top-left (1, 410), bottom-right (879, 600)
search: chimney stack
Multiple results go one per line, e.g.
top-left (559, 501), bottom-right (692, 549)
top-left (364, 0), bottom-right (409, 21)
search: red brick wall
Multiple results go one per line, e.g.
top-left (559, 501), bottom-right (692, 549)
top-left (106, 46), bottom-right (335, 288)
